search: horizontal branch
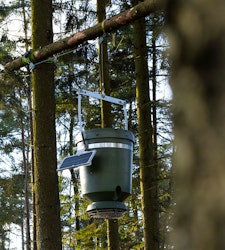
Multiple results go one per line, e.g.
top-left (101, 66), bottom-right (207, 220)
top-left (5, 0), bottom-right (165, 72)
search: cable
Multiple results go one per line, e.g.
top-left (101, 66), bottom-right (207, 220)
top-left (22, 42), bottom-right (94, 71)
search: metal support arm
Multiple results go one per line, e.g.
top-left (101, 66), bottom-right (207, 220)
top-left (78, 89), bottom-right (128, 130)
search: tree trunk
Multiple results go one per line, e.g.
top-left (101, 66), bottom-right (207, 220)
top-left (21, 1), bottom-right (33, 247)
top-left (5, 0), bottom-right (165, 72)
top-left (133, 4), bottom-right (159, 249)
top-left (152, 30), bottom-right (158, 186)
top-left (167, 0), bottom-right (225, 249)
top-left (98, 0), bottom-right (112, 128)
top-left (28, 79), bottom-right (37, 250)
top-left (107, 220), bottom-right (119, 250)
top-left (68, 113), bottom-right (81, 244)
top-left (31, 0), bottom-right (62, 249)
top-left (19, 93), bottom-right (31, 250)
top-left (97, 1), bottom-right (119, 249)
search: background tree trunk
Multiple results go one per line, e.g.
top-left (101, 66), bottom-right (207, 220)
top-left (106, 220), bottom-right (119, 250)
top-left (167, 0), bottom-right (225, 249)
top-left (68, 114), bottom-right (81, 244)
top-left (133, 3), bottom-right (159, 249)
top-left (31, 0), bottom-right (62, 249)
top-left (98, 0), bottom-right (112, 128)
top-left (97, 1), bottom-right (119, 249)
top-left (19, 97), bottom-right (31, 250)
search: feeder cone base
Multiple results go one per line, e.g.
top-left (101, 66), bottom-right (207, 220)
top-left (87, 201), bottom-right (127, 219)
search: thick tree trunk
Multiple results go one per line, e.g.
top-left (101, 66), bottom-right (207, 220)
top-left (31, 0), bottom-right (62, 249)
top-left (5, 0), bottom-right (165, 72)
top-left (133, 8), bottom-right (159, 250)
top-left (167, 0), bottom-right (225, 249)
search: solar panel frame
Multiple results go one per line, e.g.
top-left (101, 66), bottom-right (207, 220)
top-left (57, 150), bottom-right (96, 171)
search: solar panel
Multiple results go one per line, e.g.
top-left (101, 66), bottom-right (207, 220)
top-left (57, 150), bottom-right (96, 171)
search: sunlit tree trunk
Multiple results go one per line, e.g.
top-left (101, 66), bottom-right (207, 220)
top-left (31, 0), bottom-right (62, 249)
top-left (21, 2), bottom-right (31, 248)
top-left (133, 1), bottom-right (159, 248)
top-left (28, 80), bottom-right (37, 250)
top-left (19, 91), bottom-right (31, 250)
top-left (97, 0), bottom-right (112, 128)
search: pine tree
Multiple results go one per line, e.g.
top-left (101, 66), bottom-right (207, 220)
top-left (133, 12), bottom-right (159, 250)
top-left (31, 0), bottom-right (62, 248)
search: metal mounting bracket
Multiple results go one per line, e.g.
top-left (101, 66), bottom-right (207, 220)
top-left (77, 89), bottom-right (128, 130)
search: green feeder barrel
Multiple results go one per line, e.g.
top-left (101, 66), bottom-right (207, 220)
top-left (76, 128), bottom-right (134, 219)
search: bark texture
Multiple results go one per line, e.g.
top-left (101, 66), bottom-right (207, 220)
top-left (31, 0), bottom-right (62, 249)
top-left (133, 10), bottom-right (159, 250)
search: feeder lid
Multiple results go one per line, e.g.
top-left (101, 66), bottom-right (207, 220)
top-left (57, 150), bottom-right (96, 171)
top-left (81, 128), bottom-right (134, 142)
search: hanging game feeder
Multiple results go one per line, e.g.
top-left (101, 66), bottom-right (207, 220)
top-left (76, 127), bottom-right (134, 219)
top-left (58, 89), bottom-right (134, 219)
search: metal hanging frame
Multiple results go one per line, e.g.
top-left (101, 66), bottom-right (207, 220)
top-left (77, 89), bottom-right (128, 131)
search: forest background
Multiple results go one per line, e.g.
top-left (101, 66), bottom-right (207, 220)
top-left (3, 0), bottom-right (224, 250)
top-left (0, 0), bottom-right (173, 249)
